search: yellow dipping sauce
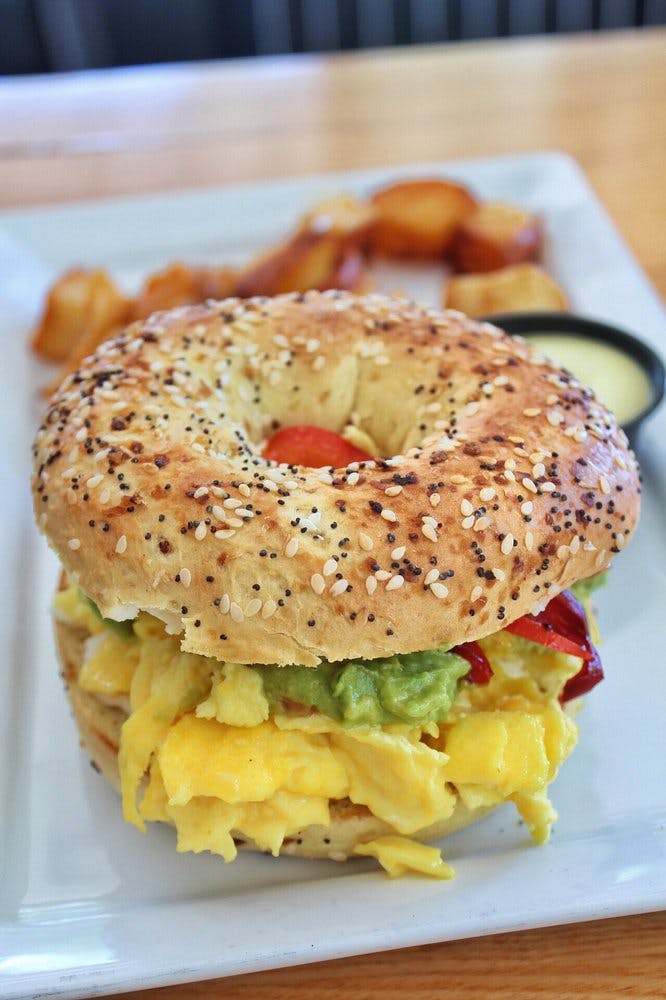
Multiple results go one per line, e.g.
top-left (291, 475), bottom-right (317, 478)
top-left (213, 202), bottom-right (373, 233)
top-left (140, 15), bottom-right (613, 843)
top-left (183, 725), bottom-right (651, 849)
top-left (525, 334), bottom-right (653, 426)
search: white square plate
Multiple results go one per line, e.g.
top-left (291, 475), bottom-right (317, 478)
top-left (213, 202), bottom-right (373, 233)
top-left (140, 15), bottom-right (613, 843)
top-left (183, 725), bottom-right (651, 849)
top-left (1, 152), bottom-right (665, 1000)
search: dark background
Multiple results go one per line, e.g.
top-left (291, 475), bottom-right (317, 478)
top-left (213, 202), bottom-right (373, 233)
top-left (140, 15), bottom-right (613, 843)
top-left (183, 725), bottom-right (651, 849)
top-left (2, 0), bottom-right (665, 75)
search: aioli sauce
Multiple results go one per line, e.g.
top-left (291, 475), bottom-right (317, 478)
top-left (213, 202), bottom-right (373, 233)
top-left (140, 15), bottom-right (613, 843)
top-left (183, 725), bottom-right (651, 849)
top-left (525, 333), bottom-right (653, 426)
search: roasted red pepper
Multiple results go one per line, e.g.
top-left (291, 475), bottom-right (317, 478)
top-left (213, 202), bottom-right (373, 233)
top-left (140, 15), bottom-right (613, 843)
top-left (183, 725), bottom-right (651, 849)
top-left (453, 640), bottom-right (494, 685)
top-left (506, 591), bottom-right (603, 702)
top-left (262, 425), bottom-right (372, 468)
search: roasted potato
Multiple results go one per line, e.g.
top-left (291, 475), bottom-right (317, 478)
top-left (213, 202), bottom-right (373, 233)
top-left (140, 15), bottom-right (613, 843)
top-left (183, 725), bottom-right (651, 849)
top-left (443, 264), bottom-right (567, 318)
top-left (31, 268), bottom-right (130, 362)
top-left (132, 263), bottom-right (238, 319)
top-left (299, 194), bottom-right (376, 246)
top-left (450, 202), bottom-right (543, 273)
top-left (369, 178), bottom-right (477, 258)
top-left (235, 232), bottom-right (366, 299)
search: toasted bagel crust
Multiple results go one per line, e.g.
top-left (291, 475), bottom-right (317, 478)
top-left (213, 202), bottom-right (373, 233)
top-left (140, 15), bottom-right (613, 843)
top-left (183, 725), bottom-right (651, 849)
top-left (34, 292), bottom-right (640, 666)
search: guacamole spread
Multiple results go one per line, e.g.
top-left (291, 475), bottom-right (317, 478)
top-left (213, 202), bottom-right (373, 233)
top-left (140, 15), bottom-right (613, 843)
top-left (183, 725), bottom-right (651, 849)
top-left (259, 646), bottom-right (470, 727)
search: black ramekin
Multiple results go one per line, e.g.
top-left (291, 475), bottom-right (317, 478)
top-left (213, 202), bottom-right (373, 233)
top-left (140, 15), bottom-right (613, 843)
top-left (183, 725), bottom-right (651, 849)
top-left (482, 311), bottom-right (665, 442)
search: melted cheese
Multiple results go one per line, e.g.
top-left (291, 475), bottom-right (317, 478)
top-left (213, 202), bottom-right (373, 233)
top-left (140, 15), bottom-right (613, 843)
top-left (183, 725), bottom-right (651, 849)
top-left (57, 584), bottom-right (584, 876)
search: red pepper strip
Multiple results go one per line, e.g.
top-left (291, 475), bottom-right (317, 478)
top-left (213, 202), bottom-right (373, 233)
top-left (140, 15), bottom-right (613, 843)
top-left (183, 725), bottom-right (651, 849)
top-left (262, 425), bottom-right (373, 469)
top-left (505, 590), bottom-right (604, 703)
top-left (505, 616), bottom-right (592, 660)
top-left (453, 641), bottom-right (494, 685)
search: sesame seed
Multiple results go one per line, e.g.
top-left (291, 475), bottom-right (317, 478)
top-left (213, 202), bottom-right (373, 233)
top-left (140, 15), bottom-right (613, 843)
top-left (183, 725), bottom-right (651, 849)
top-left (522, 477), bottom-right (538, 494)
top-left (523, 407), bottom-right (541, 417)
top-left (230, 603), bottom-right (244, 623)
top-left (462, 515), bottom-right (475, 530)
top-left (180, 567), bottom-right (192, 588)
top-left (616, 532), bottom-right (625, 549)
top-left (86, 474), bottom-right (104, 489)
top-left (312, 355), bottom-right (326, 372)
top-left (501, 533), bottom-right (514, 556)
top-left (239, 483), bottom-right (251, 497)
top-left (424, 569), bottom-right (440, 586)
top-left (450, 475), bottom-right (468, 485)
top-left (430, 582), bottom-right (449, 599)
top-left (67, 538), bottom-right (81, 550)
top-left (429, 493), bottom-right (441, 507)
top-left (385, 485), bottom-right (402, 496)
top-left (474, 516), bottom-right (490, 531)
top-left (323, 558), bottom-right (337, 576)
top-left (375, 569), bottom-right (391, 581)
top-left (115, 535), bottom-right (127, 554)
top-left (391, 545), bottom-right (406, 560)
top-left (330, 578), bottom-right (349, 597)
top-left (460, 498), bottom-right (473, 516)
top-left (521, 500), bottom-right (534, 515)
top-left (532, 463), bottom-right (546, 479)
top-left (245, 598), bottom-right (262, 617)
top-left (366, 575), bottom-right (378, 595)
top-left (471, 585), bottom-right (483, 602)
top-left (525, 531), bottom-right (535, 551)
top-left (386, 574), bottom-right (405, 591)
top-left (479, 487), bottom-right (496, 502)
top-left (262, 599), bottom-right (277, 619)
top-left (195, 523), bottom-right (207, 541)
top-left (422, 523), bottom-right (438, 543)
top-left (557, 545), bottom-right (570, 560)
top-left (541, 482), bottom-right (556, 492)
top-left (381, 509), bottom-right (397, 522)
top-left (193, 486), bottom-right (209, 499)
top-left (347, 472), bottom-right (360, 486)
top-left (285, 537), bottom-right (299, 558)
top-left (359, 532), bottom-right (374, 551)
top-left (491, 567), bottom-right (506, 581)
top-left (599, 475), bottom-right (610, 495)
top-left (465, 400), bottom-right (481, 416)
top-left (214, 529), bottom-right (236, 540)
top-left (219, 594), bottom-right (231, 614)
top-left (547, 409), bottom-right (564, 426)
top-left (311, 573), bottom-right (325, 595)
top-left (570, 535), bottom-right (580, 554)
top-left (212, 505), bottom-right (226, 521)
top-left (224, 497), bottom-right (242, 509)
top-left (305, 337), bottom-right (320, 353)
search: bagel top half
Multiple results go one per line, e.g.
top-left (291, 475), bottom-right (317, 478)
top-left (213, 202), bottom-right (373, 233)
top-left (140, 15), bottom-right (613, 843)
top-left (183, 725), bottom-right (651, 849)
top-left (32, 291), bottom-right (640, 666)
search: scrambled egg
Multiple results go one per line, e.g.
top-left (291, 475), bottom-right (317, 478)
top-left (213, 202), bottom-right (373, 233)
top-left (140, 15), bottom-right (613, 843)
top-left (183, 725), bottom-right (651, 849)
top-left (55, 585), bottom-right (584, 877)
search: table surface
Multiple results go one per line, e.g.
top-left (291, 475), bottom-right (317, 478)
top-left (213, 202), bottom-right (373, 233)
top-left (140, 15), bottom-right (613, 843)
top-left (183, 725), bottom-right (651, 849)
top-left (2, 27), bottom-right (665, 1000)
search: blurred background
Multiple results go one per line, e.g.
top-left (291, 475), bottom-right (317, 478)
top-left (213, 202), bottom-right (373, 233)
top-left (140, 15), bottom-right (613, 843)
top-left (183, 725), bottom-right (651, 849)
top-left (2, 0), bottom-right (665, 75)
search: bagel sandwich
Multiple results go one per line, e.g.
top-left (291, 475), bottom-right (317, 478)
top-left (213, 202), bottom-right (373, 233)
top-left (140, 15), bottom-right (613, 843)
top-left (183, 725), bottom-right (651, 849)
top-left (33, 291), bottom-right (640, 878)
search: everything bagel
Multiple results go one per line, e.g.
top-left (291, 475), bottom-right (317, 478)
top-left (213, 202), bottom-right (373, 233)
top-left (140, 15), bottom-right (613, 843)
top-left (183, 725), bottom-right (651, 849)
top-left (34, 291), bottom-right (641, 873)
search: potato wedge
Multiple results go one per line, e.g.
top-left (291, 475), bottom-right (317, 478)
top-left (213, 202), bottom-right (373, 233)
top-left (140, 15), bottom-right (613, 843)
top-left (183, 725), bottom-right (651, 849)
top-left (132, 263), bottom-right (238, 319)
top-left (443, 264), bottom-right (567, 318)
top-left (235, 231), bottom-right (367, 299)
top-left (369, 178), bottom-right (477, 258)
top-left (450, 202), bottom-right (543, 273)
top-left (31, 268), bottom-right (129, 362)
top-left (299, 194), bottom-right (376, 247)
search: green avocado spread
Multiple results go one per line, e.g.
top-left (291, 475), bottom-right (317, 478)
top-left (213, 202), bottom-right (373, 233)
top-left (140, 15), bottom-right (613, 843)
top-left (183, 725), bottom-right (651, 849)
top-left (259, 646), bottom-right (470, 727)
top-left (570, 571), bottom-right (608, 602)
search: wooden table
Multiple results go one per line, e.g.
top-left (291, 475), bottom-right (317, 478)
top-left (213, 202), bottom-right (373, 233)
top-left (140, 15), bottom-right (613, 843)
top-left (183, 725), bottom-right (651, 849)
top-left (2, 27), bottom-right (664, 999)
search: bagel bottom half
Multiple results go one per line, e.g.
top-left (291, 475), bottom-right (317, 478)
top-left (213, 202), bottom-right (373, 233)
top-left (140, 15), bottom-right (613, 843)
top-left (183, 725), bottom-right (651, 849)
top-left (52, 575), bottom-right (590, 874)
top-left (55, 615), bottom-right (491, 860)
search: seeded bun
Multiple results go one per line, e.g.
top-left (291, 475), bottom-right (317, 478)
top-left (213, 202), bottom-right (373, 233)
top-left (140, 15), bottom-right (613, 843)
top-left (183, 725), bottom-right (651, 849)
top-left (55, 612), bottom-right (488, 859)
top-left (34, 291), bottom-right (640, 668)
